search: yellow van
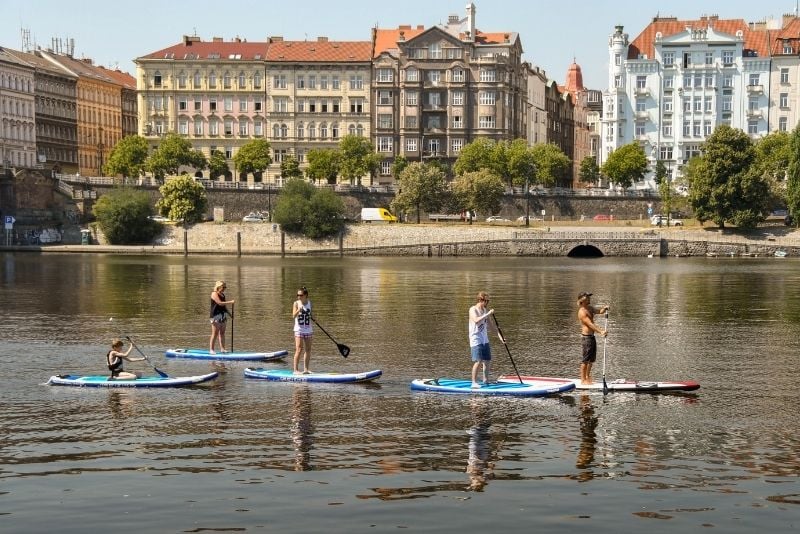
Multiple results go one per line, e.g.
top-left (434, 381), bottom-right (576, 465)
top-left (361, 208), bottom-right (398, 223)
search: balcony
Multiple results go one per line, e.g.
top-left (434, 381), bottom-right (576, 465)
top-left (635, 111), bottom-right (650, 120)
top-left (747, 84), bottom-right (764, 94)
top-left (747, 108), bottom-right (763, 118)
top-left (634, 87), bottom-right (650, 96)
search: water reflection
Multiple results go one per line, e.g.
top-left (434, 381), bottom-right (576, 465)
top-left (108, 391), bottom-right (133, 420)
top-left (291, 386), bottom-right (314, 471)
top-left (465, 398), bottom-right (494, 491)
top-left (575, 394), bottom-right (598, 481)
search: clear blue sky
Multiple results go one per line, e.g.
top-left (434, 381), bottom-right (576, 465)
top-left (1, 0), bottom-right (791, 89)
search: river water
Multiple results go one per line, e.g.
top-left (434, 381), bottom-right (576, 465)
top-left (1, 252), bottom-right (798, 533)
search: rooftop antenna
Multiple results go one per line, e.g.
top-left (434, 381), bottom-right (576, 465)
top-left (21, 27), bottom-right (32, 52)
top-left (193, 26), bottom-right (197, 36)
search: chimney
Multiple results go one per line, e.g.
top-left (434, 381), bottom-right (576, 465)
top-left (467, 2), bottom-right (476, 42)
top-left (448, 14), bottom-right (459, 24)
top-left (212, 36), bottom-right (223, 42)
top-left (269, 36), bottom-right (283, 42)
top-left (317, 36), bottom-right (328, 42)
top-left (183, 35), bottom-right (201, 45)
top-left (783, 13), bottom-right (796, 28)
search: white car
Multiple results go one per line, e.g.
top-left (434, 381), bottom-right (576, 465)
top-left (516, 215), bottom-right (543, 223)
top-left (650, 215), bottom-right (683, 226)
top-left (148, 215), bottom-right (169, 222)
top-left (486, 216), bottom-right (511, 223)
top-left (242, 212), bottom-right (268, 222)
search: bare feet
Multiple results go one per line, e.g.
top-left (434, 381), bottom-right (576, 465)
top-left (471, 382), bottom-right (481, 389)
top-left (209, 350), bottom-right (216, 355)
top-left (302, 370), bottom-right (311, 375)
top-left (293, 370), bottom-right (303, 375)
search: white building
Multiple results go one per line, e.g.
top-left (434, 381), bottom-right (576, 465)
top-left (602, 16), bottom-right (772, 189)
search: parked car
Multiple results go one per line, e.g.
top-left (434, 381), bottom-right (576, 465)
top-left (516, 215), bottom-right (543, 223)
top-left (593, 214), bottom-right (612, 221)
top-left (148, 215), bottom-right (169, 222)
top-left (650, 214), bottom-right (683, 226)
top-left (242, 211), bottom-right (268, 222)
top-left (486, 216), bottom-right (511, 223)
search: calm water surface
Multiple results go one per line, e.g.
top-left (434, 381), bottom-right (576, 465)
top-left (1, 252), bottom-right (799, 533)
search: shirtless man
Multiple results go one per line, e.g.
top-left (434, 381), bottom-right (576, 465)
top-left (577, 292), bottom-right (608, 385)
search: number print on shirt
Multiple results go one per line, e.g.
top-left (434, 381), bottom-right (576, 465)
top-left (298, 308), bottom-right (311, 326)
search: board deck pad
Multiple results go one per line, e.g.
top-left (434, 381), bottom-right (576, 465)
top-left (498, 375), bottom-right (700, 392)
top-left (244, 368), bottom-right (382, 383)
top-left (165, 348), bottom-right (288, 361)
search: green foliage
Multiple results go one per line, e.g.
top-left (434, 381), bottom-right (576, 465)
top-left (104, 135), bottom-right (148, 178)
top-left (450, 169), bottom-right (505, 216)
top-left (454, 138), bottom-right (541, 187)
top-left (391, 155), bottom-right (409, 179)
top-left (787, 125), bottom-right (800, 225)
top-left (653, 159), bottom-right (667, 186)
top-left (273, 178), bottom-right (345, 238)
top-left (306, 149), bottom-right (340, 184)
top-left (578, 156), bottom-right (600, 185)
top-left (686, 125), bottom-right (769, 229)
top-left (453, 138), bottom-right (502, 177)
top-left (155, 174), bottom-right (208, 224)
top-left (207, 149), bottom-right (229, 179)
top-left (338, 135), bottom-right (377, 184)
top-left (233, 139), bottom-right (272, 174)
top-left (600, 143), bottom-right (648, 189)
top-left (754, 131), bottom-right (790, 181)
top-left (391, 162), bottom-right (449, 223)
top-left (531, 143), bottom-right (572, 187)
top-left (145, 133), bottom-right (207, 181)
top-left (93, 188), bottom-right (161, 244)
top-left (505, 139), bottom-right (537, 187)
top-left (280, 155), bottom-right (303, 180)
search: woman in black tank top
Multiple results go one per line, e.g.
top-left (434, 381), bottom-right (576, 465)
top-left (209, 280), bottom-right (235, 354)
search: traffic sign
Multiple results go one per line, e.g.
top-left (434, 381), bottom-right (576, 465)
top-left (4, 215), bottom-right (14, 230)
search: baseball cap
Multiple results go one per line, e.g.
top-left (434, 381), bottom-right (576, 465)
top-left (578, 292), bottom-right (592, 299)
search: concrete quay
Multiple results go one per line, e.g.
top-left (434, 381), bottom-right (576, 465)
top-left (3, 221), bottom-right (799, 258)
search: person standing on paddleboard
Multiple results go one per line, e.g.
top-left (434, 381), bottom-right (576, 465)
top-left (209, 281), bottom-right (235, 354)
top-left (292, 286), bottom-right (313, 374)
top-left (107, 339), bottom-right (145, 379)
top-left (577, 292), bottom-right (608, 385)
top-left (469, 291), bottom-right (503, 389)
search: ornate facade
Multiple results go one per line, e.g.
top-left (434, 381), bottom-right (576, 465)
top-left (0, 48), bottom-right (37, 169)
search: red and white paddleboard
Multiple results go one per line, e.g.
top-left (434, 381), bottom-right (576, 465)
top-left (498, 375), bottom-right (700, 393)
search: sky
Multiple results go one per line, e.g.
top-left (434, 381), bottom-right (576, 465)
top-left (1, 0), bottom-right (794, 89)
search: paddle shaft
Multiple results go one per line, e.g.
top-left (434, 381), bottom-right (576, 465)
top-left (125, 336), bottom-right (169, 377)
top-left (229, 303), bottom-right (234, 352)
top-left (310, 317), bottom-right (350, 357)
top-left (492, 314), bottom-right (523, 384)
top-left (602, 312), bottom-right (609, 394)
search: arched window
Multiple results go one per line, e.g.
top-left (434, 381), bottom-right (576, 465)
top-left (178, 71), bottom-right (187, 88)
top-left (297, 123), bottom-right (304, 139)
top-left (238, 72), bottom-right (246, 88)
top-left (223, 72), bottom-right (232, 89)
top-left (193, 71), bottom-right (202, 88)
top-left (273, 124), bottom-right (280, 138)
top-left (253, 72), bottom-right (263, 89)
top-left (320, 123), bottom-right (328, 138)
top-left (209, 72), bottom-right (217, 88)
top-left (331, 123), bottom-right (339, 139)
top-left (356, 124), bottom-right (364, 137)
top-left (280, 124), bottom-right (288, 138)
top-left (308, 122), bottom-right (316, 138)
top-left (348, 124), bottom-right (356, 136)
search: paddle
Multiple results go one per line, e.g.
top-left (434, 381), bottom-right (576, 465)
top-left (310, 317), bottom-right (350, 357)
top-left (125, 336), bottom-right (169, 377)
top-left (229, 303), bottom-right (234, 353)
top-left (492, 314), bottom-right (523, 384)
top-left (601, 312), bottom-right (609, 395)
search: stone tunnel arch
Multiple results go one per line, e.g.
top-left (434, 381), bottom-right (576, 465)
top-left (567, 244), bottom-right (605, 258)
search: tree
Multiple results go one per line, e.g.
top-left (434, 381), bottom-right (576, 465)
top-left (531, 143), bottom-right (571, 187)
top-left (686, 125), bottom-right (770, 229)
top-left (391, 162), bottom-right (449, 223)
top-left (155, 174), bottom-right (209, 225)
top-left (450, 169), bottom-right (505, 218)
top-left (391, 155), bottom-right (409, 179)
top-left (104, 135), bottom-right (148, 178)
top-left (578, 156), bottom-right (600, 186)
top-left (453, 138), bottom-right (503, 178)
top-left (145, 133), bottom-right (207, 182)
top-left (233, 138), bottom-right (272, 178)
top-left (306, 149), bottom-right (340, 184)
top-left (207, 149), bottom-right (229, 180)
top-left (654, 160), bottom-right (673, 221)
top-left (754, 131), bottom-right (791, 211)
top-left (93, 188), bottom-right (161, 244)
top-left (505, 139), bottom-right (537, 188)
top-left (280, 155), bottom-right (303, 180)
top-left (272, 178), bottom-right (346, 238)
top-left (787, 125), bottom-right (800, 226)
top-left (601, 142), bottom-right (648, 189)
top-left (338, 135), bottom-right (377, 185)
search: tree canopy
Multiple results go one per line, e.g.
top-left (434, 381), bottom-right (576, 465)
top-left (155, 174), bottom-right (209, 225)
top-left (338, 135), bottom-right (379, 185)
top-left (450, 169), bottom-right (505, 218)
top-left (578, 156), bottom-right (600, 186)
top-left (280, 155), bottom-right (303, 180)
top-left (530, 143), bottom-right (571, 187)
top-left (785, 125), bottom-right (800, 226)
top-left (272, 178), bottom-right (346, 238)
top-left (145, 133), bottom-right (207, 181)
top-left (391, 162), bottom-right (449, 223)
top-left (306, 149), bottom-right (340, 184)
top-left (233, 138), bottom-right (272, 175)
top-left (104, 135), bottom-right (148, 178)
top-left (207, 149), bottom-right (229, 180)
top-left (600, 142), bottom-right (648, 189)
top-left (93, 188), bottom-right (161, 244)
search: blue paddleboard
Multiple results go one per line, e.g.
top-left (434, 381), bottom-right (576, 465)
top-left (165, 348), bottom-right (288, 361)
top-left (244, 368), bottom-right (382, 383)
top-left (47, 372), bottom-right (219, 388)
top-left (410, 377), bottom-right (572, 397)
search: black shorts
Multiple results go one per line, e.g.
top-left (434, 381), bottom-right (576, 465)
top-left (581, 335), bottom-right (597, 363)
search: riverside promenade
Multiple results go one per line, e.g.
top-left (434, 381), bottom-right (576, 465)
top-left (4, 221), bottom-right (799, 258)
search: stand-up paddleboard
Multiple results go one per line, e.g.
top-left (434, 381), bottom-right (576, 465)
top-left (47, 372), bottom-right (219, 388)
top-left (165, 348), bottom-right (288, 361)
top-left (498, 375), bottom-right (700, 393)
top-left (244, 368), bottom-right (382, 383)
top-left (410, 377), bottom-right (575, 397)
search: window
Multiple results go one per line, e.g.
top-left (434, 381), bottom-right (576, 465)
top-left (749, 73), bottom-right (760, 86)
top-left (194, 99), bottom-right (202, 112)
top-left (238, 72), bottom-right (246, 89)
top-left (296, 123), bottom-right (304, 139)
top-left (378, 136), bottom-right (393, 152)
top-left (378, 114), bottom-right (393, 128)
top-left (224, 120), bottom-right (233, 136)
top-left (308, 75), bottom-right (316, 89)
top-left (209, 98), bottom-right (217, 112)
top-left (308, 123), bottom-right (316, 138)
top-left (153, 71), bottom-right (162, 87)
top-left (239, 122), bottom-right (248, 136)
top-left (381, 161), bottom-right (392, 176)
top-left (274, 97), bottom-right (288, 113)
top-left (694, 75), bottom-right (702, 88)
top-left (705, 74), bottom-right (714, 87)
top-left (749, 96), bottom-right (759, 111)
top-left (452, 116), bottom-right (462, 128)
top-left (662, 122), bottom-right (672, 137)
top-left (683, 97), bottom-right (691, 113)
top-left (239, 100), bottom-right (248, 112)
top-left (722, 96), bottom-right (732, 111)
top-left (635, 98), bottom-right (646, 112)
top-left (332, 101), bottom-right (340, 113)
top-left (704, 122), bottom-right (712, 136)
top-left (479, 91), bottom-right (496, 105)
top-left (273, 74), bottom-right (286, 89)
top-left (784, 43), bottom-right (794, 54)
top-left (178, 120), bottom-right (188, 135)
top-left (223, 72), bottom-right (232, 89)
top-left (406, 91), bottom-right (418, 106)
top-left (378, 91), bottom-right (392, 105)
top-left (694, 98), bottom-right (702, 113)
top-left (320, 123), bottom-right (327, 138)
top-left (722, 50), bottom-right (734, 65)
top-left (452, 68), bottom-right (464, 82)
top-left (683, 76), bottom-right (692, 89)
top-left (406, 138), bottom-right (417, 152)
top-left (377, 68), bottom-right (393, 82)
top-left (406, 68), bottom-right (418, 82)
top-left (780, 93), bottom-right (789, 108)
top-left (254, 99), bottom-right (263, 112)
top-left (683, 121), bottom-right (691, 136)
top-left (320, 75), bottom-right (328, 89)
top-left (693, 121), bottom-right (701, 137)
top-left (704, 96), bottom-right (712, 112)
top-left (350, 75), bottom-right (363, 89)
top-left (254, 72), bottom-right (262, 89)
top-left (451, 138), bottom-right (463, 153)
top-left (705, 52), bottom-right (713, 65)
top-left (332, 75), bottom-right (340, 89)
top-left (664, 76), bottom-right (674, 89)
top-left (350, 98), bottom-right (364, 113)
top-left (614, 53), bottom-right (621, 66)
top-left (429, 43), bottom-right (442, 59)
top-left (427, 70), bottom-right (441, 84)
top-left (748, 121), bottom-right (758, 134)
top-left (659, 146), bottom-right (673, 160)
top-left (723, 75), bottom-right (733, 88)
top-left (614, 75), bottom-right (622, 88)
top-left (426, 115), bottom-right (441, 129)
top-left (779, 117), bottom-right (788, 131)
top-left (636, 76), bottom-right (646, 89)
top-left (178, 98), bottom-right (188, 111)
top-left (193, 72), bottom-right (201, 88)
top-left (272, 124), bottom-right (280, 138)
top-left (194, 119), bottom-right (203, 136)
top-left (635, 122), bottom-right (645, 136)
top-left (478, 116), bottom-right (495, 128)
top-left (428, 139), bottom-right (440, 155)
top-left (209, 120), bottom-right (218, 136)
top-left (663, 52), bottom-right (674, 66)
top-left (225, 147), bottom-right (232, 159)
top-left (452, 91), bottom-right (464, 106)
top-left (254, 121), bottom-right (263, 136)
top-left (296, 100), bottom-right (305, 112)
top-left (780, 68), bottom-right (789, 84)
top-left (178, 72), bottom-right (187, 88)
top-left (296, 75), bottom-right (305, 89)
top-left (479, 69), bottom-right (496, 82)
top-left (224, 97), bottom-right (233, 112)
top-left (405, 115), bottom-right (417, 128)
top-left (663, 97), bottom-right (673, 113)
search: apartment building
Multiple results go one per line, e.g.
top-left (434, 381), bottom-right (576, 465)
top-left (0, 47), bottom-right (37, 169)
top-left (768, 15), bottom-right (800, 133)
top-left (371, 3), bottom-right (527, 180)
top-left (602, 16), bottom-right (772, 188)
top-left (526, 65), bottom-right (547, 146)
top-left (562, 61), bottom-right (592, 188)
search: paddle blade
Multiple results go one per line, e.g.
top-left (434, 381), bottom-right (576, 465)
top-left (602, 377), bottom-right (609, 395)
top-left (338, 344), bottom-right (350, 358)
top-left (154, 366), bottom-right (169, 378)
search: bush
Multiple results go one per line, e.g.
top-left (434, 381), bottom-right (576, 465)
top-left (273, 179), bottom-right (346, 238)
top-left (93, 188), bottom-right (161, 244)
